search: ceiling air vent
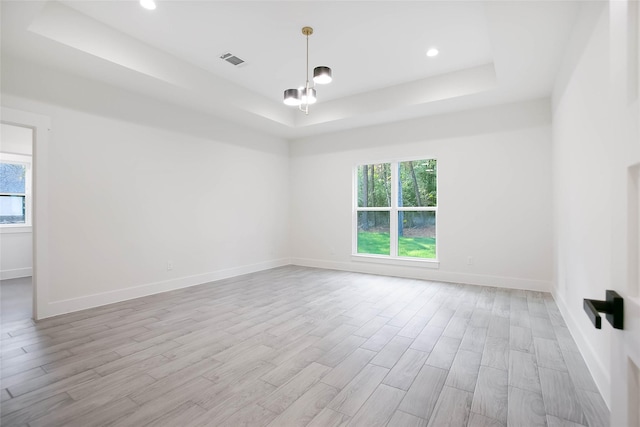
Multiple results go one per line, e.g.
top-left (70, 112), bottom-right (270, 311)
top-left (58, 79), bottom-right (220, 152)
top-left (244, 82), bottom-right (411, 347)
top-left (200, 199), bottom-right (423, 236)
top-left (220, 53), bottom-right (245, 66)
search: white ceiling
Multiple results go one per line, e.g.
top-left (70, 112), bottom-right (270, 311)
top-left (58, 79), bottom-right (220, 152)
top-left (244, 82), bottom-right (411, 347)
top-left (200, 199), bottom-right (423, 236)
top-left (1, 1), bottom-right (580, 139)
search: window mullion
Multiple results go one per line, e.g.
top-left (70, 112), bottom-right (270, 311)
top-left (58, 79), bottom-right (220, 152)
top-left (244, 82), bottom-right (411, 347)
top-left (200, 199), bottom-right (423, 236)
top-left (356, 207), bottom-right (392, 212)
top-left (397, 207), bottom-right (437, 211)
top-left (390, 161), bottom-right (398, 257)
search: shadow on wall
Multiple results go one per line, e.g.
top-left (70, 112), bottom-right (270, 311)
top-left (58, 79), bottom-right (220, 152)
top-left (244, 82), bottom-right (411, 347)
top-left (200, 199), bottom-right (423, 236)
top-left (290, 98), bottom-right (551, 157)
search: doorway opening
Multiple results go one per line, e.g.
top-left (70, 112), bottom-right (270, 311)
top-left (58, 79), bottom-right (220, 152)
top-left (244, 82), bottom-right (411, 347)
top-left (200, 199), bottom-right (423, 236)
top-left (0, 123), bottom-right (34, 322)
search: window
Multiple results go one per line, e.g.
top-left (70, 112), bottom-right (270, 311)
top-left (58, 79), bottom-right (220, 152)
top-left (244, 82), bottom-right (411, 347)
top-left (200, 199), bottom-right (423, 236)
top-left (354, 159), bottom-right (437, 260)
top-left (0, 154), bottom-right (32, 226)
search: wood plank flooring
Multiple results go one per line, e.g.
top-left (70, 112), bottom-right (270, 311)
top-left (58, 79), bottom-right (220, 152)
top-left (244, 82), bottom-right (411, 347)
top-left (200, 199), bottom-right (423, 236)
top-left (1, 277), bottom-right (32, 323)
top-left (0, 266), bottom-right (609, 426)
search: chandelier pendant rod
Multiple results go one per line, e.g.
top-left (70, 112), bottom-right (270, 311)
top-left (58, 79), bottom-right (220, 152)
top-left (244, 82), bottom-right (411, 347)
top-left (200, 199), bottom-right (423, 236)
top-left (301, 29), bottom-right (311, 115)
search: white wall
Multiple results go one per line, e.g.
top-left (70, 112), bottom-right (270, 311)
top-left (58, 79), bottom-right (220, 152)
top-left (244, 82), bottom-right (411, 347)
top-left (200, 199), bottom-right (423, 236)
top-left (2, 58), bottom-right (291, 317)
top-left (1, 124), bottom-right (33, 155)
top-left (0, 124), bottom-right (33, 279)
top-left (0, 229), bottom-right (32, 280)
top-left (290, 99), bottom-right (553, 291)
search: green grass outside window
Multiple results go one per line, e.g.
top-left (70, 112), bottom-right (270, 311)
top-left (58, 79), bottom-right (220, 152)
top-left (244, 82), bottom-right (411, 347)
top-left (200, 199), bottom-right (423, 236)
top-left (357, 232), bottom-right (436, 259)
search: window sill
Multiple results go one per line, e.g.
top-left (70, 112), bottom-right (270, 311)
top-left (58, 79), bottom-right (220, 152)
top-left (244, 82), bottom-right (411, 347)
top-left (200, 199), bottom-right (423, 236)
top-left (351, 254), bottom-right (439, 269)
top-left (0, 226), bottom-right (32, 234)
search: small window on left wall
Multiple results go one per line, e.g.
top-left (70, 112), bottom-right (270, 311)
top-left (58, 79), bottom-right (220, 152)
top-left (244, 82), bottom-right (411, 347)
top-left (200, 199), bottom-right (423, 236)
top-left (0, 154), bottom-right (32, 226)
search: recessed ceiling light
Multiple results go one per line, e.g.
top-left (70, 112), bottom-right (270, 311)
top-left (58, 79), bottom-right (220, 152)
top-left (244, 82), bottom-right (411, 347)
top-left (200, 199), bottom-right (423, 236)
top-left (426, 48), bottom-right (439, 57)
top-left (140, 0), bottom-right (156, 10)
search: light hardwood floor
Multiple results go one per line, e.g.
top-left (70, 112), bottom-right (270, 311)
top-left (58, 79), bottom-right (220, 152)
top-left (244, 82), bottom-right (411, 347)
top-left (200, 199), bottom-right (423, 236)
top-left (0, 266), bottom-right (609, 426)
top-left (1, 277), bottom-right (32, 323)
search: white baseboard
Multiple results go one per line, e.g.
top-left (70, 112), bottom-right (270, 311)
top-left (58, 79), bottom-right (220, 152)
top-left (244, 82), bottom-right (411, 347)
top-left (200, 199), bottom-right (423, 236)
top-left (40, 256), bottom-right (550, 318)
top-left (291, 257), bottom-right (551, 292)
top-left (0, 267), bottom-right (32, 280)
top-left (551, 288), bottom-right (610, 408)
top-left (41, 258), bottom-right (291, 319)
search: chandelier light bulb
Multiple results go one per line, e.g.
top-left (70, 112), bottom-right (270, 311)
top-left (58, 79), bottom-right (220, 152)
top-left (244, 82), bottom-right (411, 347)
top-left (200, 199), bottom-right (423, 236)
top-left (313, 66), bottom-right (332, 84)
top-left (283, 88), bottom-right (301, 106)
top-left (301, 88), bottom-right (317, 105)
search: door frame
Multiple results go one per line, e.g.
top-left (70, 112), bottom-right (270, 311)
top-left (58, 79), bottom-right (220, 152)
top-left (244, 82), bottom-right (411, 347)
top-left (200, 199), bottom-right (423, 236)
top-left (1, 107), bottom-right (51, 321)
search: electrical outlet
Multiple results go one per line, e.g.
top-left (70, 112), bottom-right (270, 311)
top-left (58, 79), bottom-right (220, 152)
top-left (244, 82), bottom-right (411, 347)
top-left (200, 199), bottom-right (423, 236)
top-left (167, 261), bottom-right (173, 271)
top-left (467, 256), bottom-right (474, 266)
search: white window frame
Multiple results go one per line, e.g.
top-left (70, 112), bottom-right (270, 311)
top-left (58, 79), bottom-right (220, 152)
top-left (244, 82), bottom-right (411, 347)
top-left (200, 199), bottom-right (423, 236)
top-left (0, 152), bottom-right (32, 228)
top-left (352, 157), bottom-right (439, 267)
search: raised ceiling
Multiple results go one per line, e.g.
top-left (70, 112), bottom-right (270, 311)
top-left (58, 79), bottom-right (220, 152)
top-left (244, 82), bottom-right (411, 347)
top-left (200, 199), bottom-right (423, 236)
top-left (1, 1), bottom-right (580, 138)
